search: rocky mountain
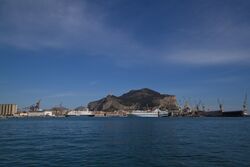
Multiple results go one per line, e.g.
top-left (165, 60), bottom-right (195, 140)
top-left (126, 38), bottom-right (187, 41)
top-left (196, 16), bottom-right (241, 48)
top-left (88, 88), bottom-right (178, 112)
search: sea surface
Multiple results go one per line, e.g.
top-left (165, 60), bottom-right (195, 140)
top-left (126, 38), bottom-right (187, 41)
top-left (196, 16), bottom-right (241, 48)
top-left (0, 117), bottom-right (250, 167)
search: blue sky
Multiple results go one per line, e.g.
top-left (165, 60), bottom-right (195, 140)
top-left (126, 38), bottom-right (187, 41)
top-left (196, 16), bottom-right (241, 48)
top-left (0, 0), bottom-right (250, 110)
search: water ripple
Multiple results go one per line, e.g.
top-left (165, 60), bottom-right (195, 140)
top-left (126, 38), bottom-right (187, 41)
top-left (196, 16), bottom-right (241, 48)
top-left (0, 117), bottom-right (250, 167)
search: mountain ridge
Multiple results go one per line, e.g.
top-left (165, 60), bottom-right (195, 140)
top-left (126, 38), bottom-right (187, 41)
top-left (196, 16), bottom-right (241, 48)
top-left (88, 88), bottom-right (178, 112)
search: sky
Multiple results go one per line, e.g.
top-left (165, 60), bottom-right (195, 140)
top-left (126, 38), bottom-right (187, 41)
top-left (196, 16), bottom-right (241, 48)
top-left (0, 0), bottom-right (250, 110)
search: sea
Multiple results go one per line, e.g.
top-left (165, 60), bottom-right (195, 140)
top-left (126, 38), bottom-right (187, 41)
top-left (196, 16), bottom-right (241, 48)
top-left (0, 117), bottom-right (250, 167)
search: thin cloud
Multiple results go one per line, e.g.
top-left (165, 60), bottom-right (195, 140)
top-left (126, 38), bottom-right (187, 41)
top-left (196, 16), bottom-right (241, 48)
top-left (166, 50), bottom-right (250, 65)
top-left (0, 0), bottom-right (149, 59)
top-left (205, 76), bottom-right (241, 84)
top-left (0, 0), bottom-right (250, 66)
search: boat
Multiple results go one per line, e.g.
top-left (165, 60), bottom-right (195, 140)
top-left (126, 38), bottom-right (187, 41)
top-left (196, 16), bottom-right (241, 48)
top-left (201, 96), bottom-right (248, 117)
top-left (201, 109), bottom-right (247, 117)
top-left (129, 109), bottom-right (169, 117)
top-left (66, 109), bottom-right (94, 117)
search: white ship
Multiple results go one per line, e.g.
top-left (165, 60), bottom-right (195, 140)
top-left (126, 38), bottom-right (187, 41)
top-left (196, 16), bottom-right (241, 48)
top-left (66, 108), bottom-right (94, 117)
top-left (130, 109), bottom-right (169, 117)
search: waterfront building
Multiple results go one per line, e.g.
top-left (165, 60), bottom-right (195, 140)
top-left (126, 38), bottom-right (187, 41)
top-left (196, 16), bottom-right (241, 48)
top-left (0, 104), bottom-right (17, 116)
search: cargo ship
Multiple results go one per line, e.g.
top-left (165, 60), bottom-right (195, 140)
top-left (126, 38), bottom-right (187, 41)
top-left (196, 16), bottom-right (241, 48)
top-left (201, 110), bottom-right (245, 117)
top-left (201, 96), bottom-right (248, 117)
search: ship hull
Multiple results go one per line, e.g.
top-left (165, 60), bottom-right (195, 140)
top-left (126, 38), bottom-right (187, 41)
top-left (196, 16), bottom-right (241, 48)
top-left (222, 111), bottom-right (244, 117)
top-left (201, 110), bottom-right (245, 117)
top-left (129, 110), bottom-right (169, 117)
top-left (66, 115), bottom-right (94, 117)
top-left (130, 113), bottom-right (159, 117)
top-left (66, 110), bottom-right (95, 117)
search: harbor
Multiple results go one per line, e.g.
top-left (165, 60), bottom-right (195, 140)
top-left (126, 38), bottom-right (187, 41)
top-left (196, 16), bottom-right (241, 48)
top-left (0, 89), bottom-right (248, 118)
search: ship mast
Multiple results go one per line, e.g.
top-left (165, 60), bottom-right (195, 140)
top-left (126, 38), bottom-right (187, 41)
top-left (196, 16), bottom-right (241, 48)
top-left (243, 93), bottom-right (248, 115)
top-left (217, 99), bottom-right (224, 112)
top-left (195, 100), bottom-right (201, 111)
top-left (202, 102), bottom-right (206, 112)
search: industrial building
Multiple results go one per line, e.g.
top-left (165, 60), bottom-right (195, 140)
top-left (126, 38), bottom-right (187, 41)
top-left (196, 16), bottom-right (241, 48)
top-left (0, 104), bottom-right (17, 116)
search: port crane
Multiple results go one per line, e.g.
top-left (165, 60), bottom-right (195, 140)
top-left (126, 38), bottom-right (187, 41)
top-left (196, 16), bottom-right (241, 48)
top-left (195, 100), bottom-right (202, 111)
top-left (217, 99), bottom-right (224, 112)
top-left (24, 100), bottom-right (41, 112)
